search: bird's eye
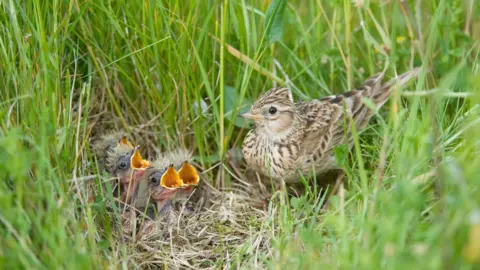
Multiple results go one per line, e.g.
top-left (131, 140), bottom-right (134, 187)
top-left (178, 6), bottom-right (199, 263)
top-left (150, 176), bottom-right (159, 184)
top-left (268, 106), bottom-right (277, 115)
top-left (118, 161), bottom-right (128, 170)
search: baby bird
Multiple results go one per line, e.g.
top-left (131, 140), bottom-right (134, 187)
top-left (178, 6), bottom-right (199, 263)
top-left (241, 68), bottom-right (421, 183)
top-left (123, 147), bottom-right (151, 202)
top-left (92, 132), bottom-right (150, 202)
top-left (92, 132), bottom-right (133, 172)
top-left (143, 149), bottom-right (200, 216)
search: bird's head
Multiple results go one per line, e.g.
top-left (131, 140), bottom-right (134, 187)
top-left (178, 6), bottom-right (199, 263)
top-left (146, 164), bottom-right (183, 211)
top-left (116, 146), bottom-right (151, 202)
top-left (105, 137), bottom-right (136, 185)
top-left (240, 87), bottom-right (299, 138)
top-left (106, 142), bottom-right (151, 203)
top-left (143, 150), bottom-right (199, 211)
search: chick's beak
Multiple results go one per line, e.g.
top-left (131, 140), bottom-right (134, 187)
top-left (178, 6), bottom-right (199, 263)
top-left (178, 161), bottom-right (199, 186)
top-left (239, 111), bottom-right (262, 120)
top-left (160, 165), bottom-right (184, 189)
top-left (152, 181), bottom-right (179, 213)
top-left (131, 147), bottom-right (151, 171)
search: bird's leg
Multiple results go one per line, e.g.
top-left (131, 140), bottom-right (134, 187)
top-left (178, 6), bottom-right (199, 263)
top-left (227, 158), bottom-right (248, 183)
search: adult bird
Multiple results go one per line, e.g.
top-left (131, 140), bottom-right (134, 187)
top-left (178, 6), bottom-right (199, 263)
top-left (241, 68), bottom-right (421, 183)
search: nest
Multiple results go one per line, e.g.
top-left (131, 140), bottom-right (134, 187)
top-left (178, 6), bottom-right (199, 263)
top-left (86, 101), bottom-right (275, 269)
top-left (100, 184), bottom-right (273, 269)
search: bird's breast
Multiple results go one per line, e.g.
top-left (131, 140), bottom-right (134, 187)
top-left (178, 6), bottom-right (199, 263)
top-left (243, 129), bottom-right (301, 179)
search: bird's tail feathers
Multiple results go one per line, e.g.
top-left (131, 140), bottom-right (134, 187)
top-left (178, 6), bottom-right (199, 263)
top-left (373, 67), bottom-right (422, 108)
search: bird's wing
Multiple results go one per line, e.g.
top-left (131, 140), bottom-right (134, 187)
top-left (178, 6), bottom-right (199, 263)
top-left (298, 68), bottom-right (421, 164)
top-left (297, 99), bottom-right (344, 165)
top-left (297, 72), bottom-right (386, 163)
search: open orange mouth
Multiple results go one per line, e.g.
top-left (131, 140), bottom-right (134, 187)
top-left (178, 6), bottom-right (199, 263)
top-left (119, 136), bottom-right (134, 148)
top-left (130, 147), bottom-right (151, 170)
top-left (160, 164), bottom-right (184, 189)
top-left (178, 161), bottom-right (199, 186)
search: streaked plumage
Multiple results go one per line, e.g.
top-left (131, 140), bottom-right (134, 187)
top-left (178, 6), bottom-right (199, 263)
top-left (241, 68), bottom-right (421, 183)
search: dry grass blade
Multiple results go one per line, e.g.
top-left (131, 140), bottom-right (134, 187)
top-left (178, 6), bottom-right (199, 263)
top-left (209, 34), bottom-right (286, 85)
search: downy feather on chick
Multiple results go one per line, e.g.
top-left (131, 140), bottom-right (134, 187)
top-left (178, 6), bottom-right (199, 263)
top-left (92, 132), bottom-right (149, 204)
top-left (136, 149), bottom-right (199, 217)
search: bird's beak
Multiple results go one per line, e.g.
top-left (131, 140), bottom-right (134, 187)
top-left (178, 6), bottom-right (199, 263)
top-left (178, 161), bottom-right (199, 186)
top-left (131, 147), bottom-right (151, 171)
top-left (160, 164), bottom-right (184, 189)
top-left (239, 111), bottom-right (262, 120)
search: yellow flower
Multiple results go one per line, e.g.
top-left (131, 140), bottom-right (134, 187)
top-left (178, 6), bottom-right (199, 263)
top-left (463, 211), bottom-right (480, 263)
top-left (396, 36), bottom-right (406, 44)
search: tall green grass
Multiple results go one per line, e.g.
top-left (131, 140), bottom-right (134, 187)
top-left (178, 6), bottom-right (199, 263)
top-left (1, 0), bottom-right (479, 268)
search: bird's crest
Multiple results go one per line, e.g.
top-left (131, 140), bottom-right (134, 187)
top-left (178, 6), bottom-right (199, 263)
top-left (254, 87), bottom-right (293, 108)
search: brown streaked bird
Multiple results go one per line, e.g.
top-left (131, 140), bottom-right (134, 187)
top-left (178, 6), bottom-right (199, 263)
top-left (241, 68), bottom-right (421, 183)
top-left (142, 149), bottom-right (199, 215)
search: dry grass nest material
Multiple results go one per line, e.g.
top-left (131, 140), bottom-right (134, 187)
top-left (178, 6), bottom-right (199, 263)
top-left (105, 186), bottom-right (273, 269)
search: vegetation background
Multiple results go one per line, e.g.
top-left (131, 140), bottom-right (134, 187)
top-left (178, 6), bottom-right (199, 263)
top-left (1, 0), bottom-right (479, 268)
